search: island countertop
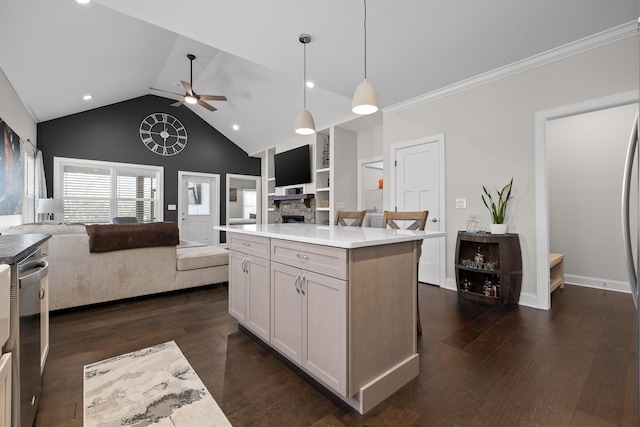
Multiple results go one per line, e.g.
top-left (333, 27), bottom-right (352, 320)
top-left (0, 233), bottom-right (51, 264)
top-left (215, 223), bottom-right (444, 249)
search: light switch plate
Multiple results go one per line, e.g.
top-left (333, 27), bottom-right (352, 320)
top-left (336, 202), bottom-right (345, 209)
top-left (168, 204), bottom-right (177, 211)
top-left (455, 198), bottom-right (466, 209)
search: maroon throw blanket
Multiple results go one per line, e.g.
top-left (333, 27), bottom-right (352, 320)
top-left (85, 222), bottom-right (180, 253)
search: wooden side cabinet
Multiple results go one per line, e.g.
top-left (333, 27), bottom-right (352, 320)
top-left (455, 231), bottom-right (522, 305)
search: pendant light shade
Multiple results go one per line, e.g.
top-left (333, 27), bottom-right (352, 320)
top-left (352, 80), bottom-right (378, 115)
top-left (295, 108), bottom-right (316, 135)
top-left (352, 0), bottom-right (379, 115)
top-left (295, 34), bottom-right (316, 135)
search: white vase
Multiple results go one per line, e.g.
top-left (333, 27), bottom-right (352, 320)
top-left (490, 223), bottom-right (507, 234)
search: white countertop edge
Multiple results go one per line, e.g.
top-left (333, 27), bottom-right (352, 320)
top-left (215, 224), bottom-right (445, 249)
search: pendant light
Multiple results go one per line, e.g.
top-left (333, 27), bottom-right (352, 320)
top-left (352, 0), bottom-right (379, 115)
top-left (295, 34), bottom-right (316, 135)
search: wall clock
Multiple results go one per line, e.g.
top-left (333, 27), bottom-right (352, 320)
top-left (139, 113), bottom-right (188, 156)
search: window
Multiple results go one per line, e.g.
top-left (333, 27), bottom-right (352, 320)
top-left (54, 157), bottom-right (163, 224)
top-left (21, 140), bottom-right (37, 223)
top-left (242, 189), bottom-right (256, 219)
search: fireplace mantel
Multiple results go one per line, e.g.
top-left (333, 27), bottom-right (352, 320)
top-left (269, 193), bottom-right (315, 208)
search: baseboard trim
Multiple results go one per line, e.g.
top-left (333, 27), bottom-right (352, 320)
top-left (563, 274), bottom-right (630, 294)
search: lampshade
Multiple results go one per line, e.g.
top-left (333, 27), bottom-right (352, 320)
top-left (184, 95), bottom-right (197, 104)
top-left (294, 34), bottom-right (316, 135)
top-left (295, 108), bottom-right (316, 135)
top-left (352, 0), bottom-right (379, 115)
top-left (351, 80), bottom-right (379, 115)
top-left (37, 198), bottom-right (63, 214)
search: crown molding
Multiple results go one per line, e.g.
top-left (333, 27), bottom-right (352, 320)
top-left (383, 20), bottom-right (639, 115)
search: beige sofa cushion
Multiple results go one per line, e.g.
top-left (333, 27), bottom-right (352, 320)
top-left (177, 246), bottom-right (229, 271)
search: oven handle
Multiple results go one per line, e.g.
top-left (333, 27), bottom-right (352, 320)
top-left (19, 259), bottom-right (49, 285)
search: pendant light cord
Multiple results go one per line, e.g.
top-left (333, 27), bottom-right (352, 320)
top-left (363, 0), bottom-right (368, 81)
top-left (303, 42), bottom-right (307, 108)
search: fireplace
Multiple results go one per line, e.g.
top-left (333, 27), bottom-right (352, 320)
top-left (282, 215), bottom-right (305, 223)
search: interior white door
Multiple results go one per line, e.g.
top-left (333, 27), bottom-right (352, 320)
top-left (393, 136), bottom-right (445, 285)
top-left (179, 172), bottom-right (219, 245)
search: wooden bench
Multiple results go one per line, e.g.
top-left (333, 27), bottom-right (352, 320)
top-left (550, 253), bottom-right (564, 293)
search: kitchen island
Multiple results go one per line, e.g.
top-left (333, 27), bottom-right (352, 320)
top-left (216, 223), bottom-right (444, 414)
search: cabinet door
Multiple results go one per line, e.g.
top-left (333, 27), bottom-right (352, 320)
top-left (228, 250), bottom-right (247, 322)
top-left (270, 262), bottom-right (303, 363)
top-left (302, 270), bottom-right (347, 396)
top-left (246, 255), bottom-right (270, 341)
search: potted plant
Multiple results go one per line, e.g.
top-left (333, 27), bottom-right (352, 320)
top-left (482, 178), bottom-right (513, 234)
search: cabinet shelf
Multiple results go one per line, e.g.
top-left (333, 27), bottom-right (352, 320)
top-left (454, 231), bottom-right (522, 305)
top-left (454, 264), bottom-right (521, 276)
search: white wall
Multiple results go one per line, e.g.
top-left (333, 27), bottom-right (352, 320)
top-left (548, 103), bottom-right (638, 283)
top-left (383, 35), bottom-right (639, 298)
top-left (0, 67), bottom-right (37, 231)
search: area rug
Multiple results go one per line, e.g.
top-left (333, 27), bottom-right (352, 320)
top-left (84, 341), bottom-right (232, 427)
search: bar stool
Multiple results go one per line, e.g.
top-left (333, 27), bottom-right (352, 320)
top-left (334, 210), bottom-right (366, 227)
top-left (382, 210), bottom-right (429, 335)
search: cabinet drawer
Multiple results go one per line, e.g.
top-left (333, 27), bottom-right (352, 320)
top-left (229, 234), bottom-right (270, 259)
top-left (271, 239), bottom-right (347, 280)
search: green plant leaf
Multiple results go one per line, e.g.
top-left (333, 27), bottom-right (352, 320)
top-left (482, 178), bottom-right (513, 224)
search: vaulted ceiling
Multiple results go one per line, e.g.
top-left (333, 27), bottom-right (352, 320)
top-left (0, 0), bottom-right (637, 155)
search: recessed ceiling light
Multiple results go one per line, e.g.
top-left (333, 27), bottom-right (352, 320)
top-left (306, 81), bottom-right (315, 89)
top-left (82, 94), bottom-right (93, 100)
top-left (76, 0), bottom-right (90, 4)
top-left (232, 124), bottom-right (239, 131)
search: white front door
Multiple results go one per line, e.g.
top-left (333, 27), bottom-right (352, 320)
top-left (392, 135), bottom-right (445, 286)
top-left (178, 171), bottom-right (220, 245)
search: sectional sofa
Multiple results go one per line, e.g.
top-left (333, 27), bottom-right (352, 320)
top-left (2, 222), bottom-right (229, 310)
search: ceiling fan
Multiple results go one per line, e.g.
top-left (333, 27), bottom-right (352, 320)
top-left (150, 54), bottom-right (227, 112)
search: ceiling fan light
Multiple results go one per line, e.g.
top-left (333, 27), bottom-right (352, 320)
top-left (351, 80), bottom-right (379, 115)
top-left (184, 95), bottom-right (198, 104)
top-left (295, 108), bottom-right (316, 135)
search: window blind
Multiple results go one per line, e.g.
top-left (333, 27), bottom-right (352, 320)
top-left (56, 158), bottom-right (163, 224)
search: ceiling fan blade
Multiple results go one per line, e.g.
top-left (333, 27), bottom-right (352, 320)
top-left (199, 95), bottom-right (227, 101)
top-left (150, 87), bottom-right (184, 97)
top-left (181, 80), bottom-right (194, 96)
top-left (198, 100), bottom-right (217, 112)
top-left (170, 100), bottom-right (185, 107)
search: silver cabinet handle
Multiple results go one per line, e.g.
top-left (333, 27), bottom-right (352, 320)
top-left (300, 274), bottom-right (306, 295)
top-left (296, 253), bottom-right (309, 260)
top-left (294, 274), bottom-right (301, 293)
top-left (243, 242), bottom-right (251, 247)
top-left (622, 111), bottom-right (639, 309)
top-left (431, 218), bottom-right (438, 222)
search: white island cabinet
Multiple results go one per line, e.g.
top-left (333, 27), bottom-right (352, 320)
top-left (228, 233), bottom-right (270, 341)
top-left (216, 223), bottom-right (445, 414)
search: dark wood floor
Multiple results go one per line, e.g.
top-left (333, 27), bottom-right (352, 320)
top-left (34, 283), bottom-right (638, 427)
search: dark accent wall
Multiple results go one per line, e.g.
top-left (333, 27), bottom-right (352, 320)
top-left (37, 94), bottom-right (260, 226)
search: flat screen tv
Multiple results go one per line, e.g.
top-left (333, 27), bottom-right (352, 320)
top-left (274, 145), bottom-right (311, 187)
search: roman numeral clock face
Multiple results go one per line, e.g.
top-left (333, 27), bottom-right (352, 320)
top-left (139, 113), bottom-right (188, 156)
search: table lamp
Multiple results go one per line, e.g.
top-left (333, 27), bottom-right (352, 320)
top-left (37, 198), bottom-right (63, 221)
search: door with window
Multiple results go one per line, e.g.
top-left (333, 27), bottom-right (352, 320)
top-left (179, 172), bottom-right (219, 245)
